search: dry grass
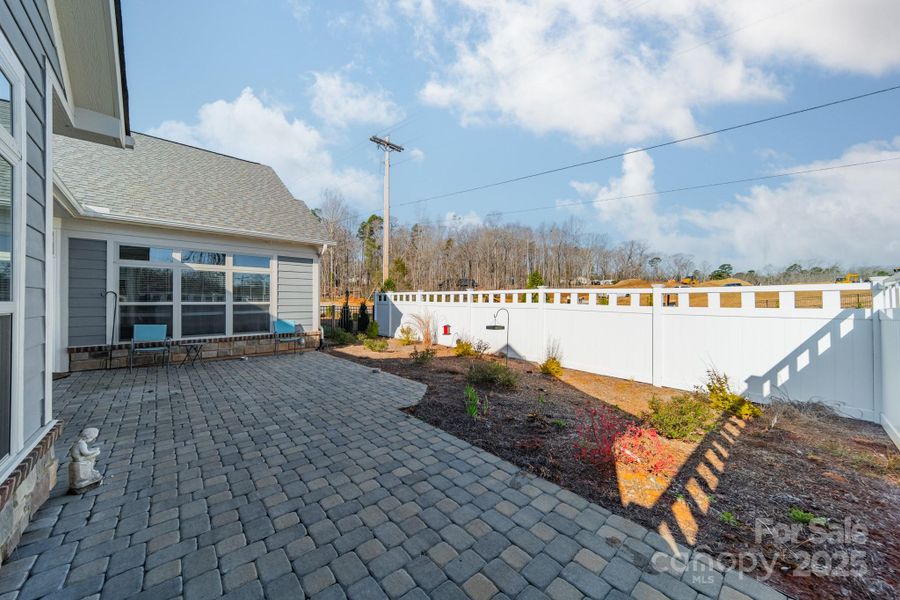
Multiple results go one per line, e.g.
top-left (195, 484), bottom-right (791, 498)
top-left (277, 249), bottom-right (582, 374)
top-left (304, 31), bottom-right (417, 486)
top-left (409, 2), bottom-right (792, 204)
top-left (408, 312), bottom-right (436, 347)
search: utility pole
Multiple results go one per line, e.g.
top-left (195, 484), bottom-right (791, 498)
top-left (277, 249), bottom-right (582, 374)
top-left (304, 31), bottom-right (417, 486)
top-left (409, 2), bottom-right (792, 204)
top-left (369, 135), bottom-right (404, 285)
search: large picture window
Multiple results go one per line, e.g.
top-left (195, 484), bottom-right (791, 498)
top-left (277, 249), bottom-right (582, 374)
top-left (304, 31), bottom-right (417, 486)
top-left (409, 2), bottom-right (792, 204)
top-left (119, 267), bottom-right (173, 302)
top-left (116, 246), bottom-right (277, 340)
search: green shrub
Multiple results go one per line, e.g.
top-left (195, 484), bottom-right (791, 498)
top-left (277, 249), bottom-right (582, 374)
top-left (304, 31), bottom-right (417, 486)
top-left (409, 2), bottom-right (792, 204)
top-left (365, 321), bottom-right (379, 339)
top-left (704, 369), bottom-right (761, 419)
top-left (539, 357), bottom-right (563, 377)
top-left (410, 347), bottom-right (436, 365)
top-left (398, 325), bottom-right (419, 345)
top-left (357, 302), bottom-right (370, 333)
top-left (328, 327), bottom-right (357, 345)
top-left (550, 419), bottom-right (567, 429)
top-left (466, 361), bottom-right (517, 388)
top-left (646, 394), bottom-right (719, 441)
top-left (363, 338), bottom-right (388, 352)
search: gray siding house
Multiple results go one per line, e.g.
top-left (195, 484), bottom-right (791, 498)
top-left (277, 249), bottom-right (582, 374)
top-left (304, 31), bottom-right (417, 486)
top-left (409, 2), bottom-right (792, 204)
top-left (0, 0), bottom-right (130, 560)
top-left (53, 132), bottom-right (329, 371)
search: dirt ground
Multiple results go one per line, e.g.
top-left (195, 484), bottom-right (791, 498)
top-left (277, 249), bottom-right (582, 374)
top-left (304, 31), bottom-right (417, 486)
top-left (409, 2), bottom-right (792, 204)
top-left (329, 339), bottom-right (899, 599)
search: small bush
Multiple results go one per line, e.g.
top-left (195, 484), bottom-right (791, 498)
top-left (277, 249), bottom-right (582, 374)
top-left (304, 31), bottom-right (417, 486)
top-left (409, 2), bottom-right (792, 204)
top-left (550, 419), bottom-right (567, 429)
top-left (539, 357), bottom-right (563, 377)
top-left (363, 338), bottom-right (388, 352)
top-left (357, 302), bottom-right (370, 333)
top-left (466, 361), bottom-right (517, 388)
top-left (328, 327), bottom-right (357, 345)
top-left (398, 325), bottom-right (419, 345)
top-left (454, 336), bottom-right (490, 357)
top-left (704, 369), bottom-right (761, 419)
top-left (473, 339), bottom-right (490, 356)
top-left (615, 424), bottom-right (677, 475)
top-left (574, 404), bottom-right (627, 465)
top-left (453, 338), bottom-right (475, 357)
top-left (574, 406), bottom-right (676, 475)
top-left (646, 394), bottom-right (719, 441)
top-left (540, 339), bottom-right (563, 376)
top-left (410, 347), bottom-right (436, 365)
top-left (365, 321), bottom-right (379, 339)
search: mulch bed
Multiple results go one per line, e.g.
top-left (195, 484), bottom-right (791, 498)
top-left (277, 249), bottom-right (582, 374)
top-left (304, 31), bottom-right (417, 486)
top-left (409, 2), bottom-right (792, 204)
top-left (328, 340), bottom-right (900, 600)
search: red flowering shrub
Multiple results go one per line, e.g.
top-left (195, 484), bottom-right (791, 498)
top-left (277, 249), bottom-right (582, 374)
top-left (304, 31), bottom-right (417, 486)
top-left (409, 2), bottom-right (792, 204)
top-left (615, 423), bottom-right (677, 475)
top-left (574, 405), bottom-right (627, 465)
top-left (574, 405), bottom-right (677, 475)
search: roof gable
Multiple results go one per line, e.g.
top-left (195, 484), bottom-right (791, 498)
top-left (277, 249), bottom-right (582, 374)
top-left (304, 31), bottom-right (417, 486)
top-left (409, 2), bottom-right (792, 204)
top-left (54, 132), bottom-right (329, 245)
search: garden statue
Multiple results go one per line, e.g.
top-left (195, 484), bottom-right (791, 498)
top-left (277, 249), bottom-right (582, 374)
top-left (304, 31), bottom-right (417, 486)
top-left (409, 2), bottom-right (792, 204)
top-left (68, 427), bottom-right (103, 493)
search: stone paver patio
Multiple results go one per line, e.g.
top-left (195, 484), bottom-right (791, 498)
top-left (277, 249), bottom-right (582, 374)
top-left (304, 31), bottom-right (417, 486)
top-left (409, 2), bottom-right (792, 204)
top-left (1, 353), bottom-right (786, 600)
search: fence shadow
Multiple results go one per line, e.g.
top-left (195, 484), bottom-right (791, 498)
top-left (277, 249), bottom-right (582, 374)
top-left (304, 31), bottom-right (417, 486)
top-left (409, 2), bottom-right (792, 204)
top-left (742, 308), bottom-right (874, 420)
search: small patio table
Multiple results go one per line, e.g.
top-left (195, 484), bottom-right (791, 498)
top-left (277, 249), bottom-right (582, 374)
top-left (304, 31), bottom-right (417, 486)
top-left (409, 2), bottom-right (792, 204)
top-left (179, 343), bottom-right (204, 366)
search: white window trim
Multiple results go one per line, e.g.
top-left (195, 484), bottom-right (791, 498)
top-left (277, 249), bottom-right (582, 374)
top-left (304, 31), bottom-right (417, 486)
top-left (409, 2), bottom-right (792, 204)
top-left (0, 27), bottom-right (28, 471)
top-left (114, 244), bottom-right (274, 342)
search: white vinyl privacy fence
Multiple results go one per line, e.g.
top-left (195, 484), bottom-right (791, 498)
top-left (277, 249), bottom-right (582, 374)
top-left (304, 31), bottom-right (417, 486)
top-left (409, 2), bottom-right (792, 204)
top-left (375, 280), bottom-right (899, 447)
top-left (877, 276), bottom-right (900, 447)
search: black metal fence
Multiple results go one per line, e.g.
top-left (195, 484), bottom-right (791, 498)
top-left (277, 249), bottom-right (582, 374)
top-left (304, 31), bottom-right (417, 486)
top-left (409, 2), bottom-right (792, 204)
top-left (320, 304), bottom-right (371, 332)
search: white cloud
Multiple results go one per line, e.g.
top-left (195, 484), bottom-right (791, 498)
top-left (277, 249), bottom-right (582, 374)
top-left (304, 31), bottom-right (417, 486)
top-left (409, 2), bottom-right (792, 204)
top-left (417, 0), bottom-right (900, 145)
top-left (408, 148), bottom-right (426, 163)
top-left (287, 0), bottom-right (310, 22)
top-left (569, 138), bottom-right (900, 267)
top-left (309, 72), bottom-right (405, 128)
top-left (150, 87), bottom-right (380, 209)
top-left (443, 210), bottom-right (482, 229)
top-left (706, 0), bottom-right (900, 76)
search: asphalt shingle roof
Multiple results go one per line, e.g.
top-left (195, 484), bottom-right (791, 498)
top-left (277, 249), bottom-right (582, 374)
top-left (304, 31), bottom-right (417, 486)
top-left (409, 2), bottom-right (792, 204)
top-left (54, 132), bottom-right (329, 245)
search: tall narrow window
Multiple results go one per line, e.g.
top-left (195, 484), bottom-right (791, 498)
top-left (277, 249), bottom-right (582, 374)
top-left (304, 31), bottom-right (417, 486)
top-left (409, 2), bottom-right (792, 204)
top-left (233, 272), bottom-right (270, 333)
top-left (0, 37), bottom-right (25, 462)
top-left (0, 155), bottom-right (10, 302)
top-left (181, 270), bottom-right (226, 336)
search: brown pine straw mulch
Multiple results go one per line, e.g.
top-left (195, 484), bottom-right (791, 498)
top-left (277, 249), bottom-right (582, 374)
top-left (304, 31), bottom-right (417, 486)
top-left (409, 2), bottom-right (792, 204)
top-left (329, 340), bottom-right (900, 600)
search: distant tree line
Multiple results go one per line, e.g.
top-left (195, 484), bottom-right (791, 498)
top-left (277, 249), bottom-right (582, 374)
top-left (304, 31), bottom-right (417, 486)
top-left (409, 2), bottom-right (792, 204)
top-left (313, 191), bottom-right (893, 298)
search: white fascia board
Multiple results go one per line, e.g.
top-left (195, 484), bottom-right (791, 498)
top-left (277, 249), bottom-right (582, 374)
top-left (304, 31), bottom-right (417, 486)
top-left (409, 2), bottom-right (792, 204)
top-left (49, 0), bottom-right (127, 148)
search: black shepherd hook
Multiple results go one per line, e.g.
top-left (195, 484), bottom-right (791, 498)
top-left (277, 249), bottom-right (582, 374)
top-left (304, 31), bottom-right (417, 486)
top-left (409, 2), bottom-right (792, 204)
top-left (104, 290), bottom-right (118, 346)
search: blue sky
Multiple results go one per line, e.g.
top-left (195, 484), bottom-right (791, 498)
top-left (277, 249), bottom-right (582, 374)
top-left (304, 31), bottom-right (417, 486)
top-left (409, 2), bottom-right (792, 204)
top-left (121, 0), bottom-right (900, 269)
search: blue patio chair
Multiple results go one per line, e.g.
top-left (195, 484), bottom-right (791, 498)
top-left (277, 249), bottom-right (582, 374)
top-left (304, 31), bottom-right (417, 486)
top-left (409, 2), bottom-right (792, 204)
top-left (129, 324), bottom-right (171, 370)
top-left (274, 319), bottom-right (305, 355)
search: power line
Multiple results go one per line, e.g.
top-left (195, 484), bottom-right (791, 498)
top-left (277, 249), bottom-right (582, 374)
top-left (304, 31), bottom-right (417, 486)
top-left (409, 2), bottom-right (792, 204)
top-left (327, 153), bottom-right (900, 228)
top-left (495, 156), bottom-right (900, 217)
top-left (397, 83), bottom-right (900, 207)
